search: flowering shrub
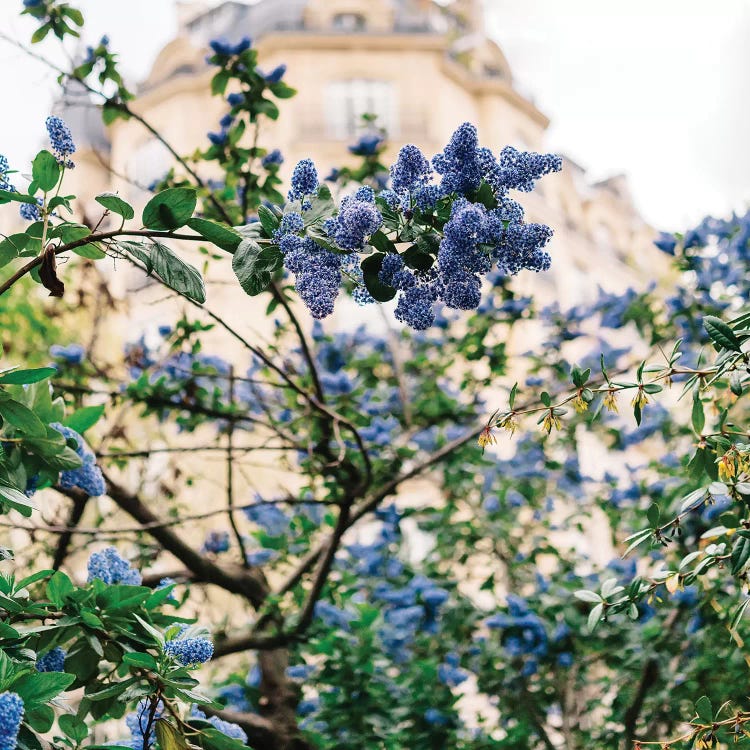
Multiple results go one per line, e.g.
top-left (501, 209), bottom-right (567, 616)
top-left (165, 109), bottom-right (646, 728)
top-left (0, 3), bottom-right (747, 750)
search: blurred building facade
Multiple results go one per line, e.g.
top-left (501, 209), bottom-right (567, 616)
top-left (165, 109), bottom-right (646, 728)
top-left (61, 0), bottom-right (659, 316)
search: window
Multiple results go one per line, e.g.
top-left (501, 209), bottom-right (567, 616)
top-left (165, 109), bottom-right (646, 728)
top-left (332, 13), bottom-right (366, 31)
top-left (325, 80), bottom-right (397, 139)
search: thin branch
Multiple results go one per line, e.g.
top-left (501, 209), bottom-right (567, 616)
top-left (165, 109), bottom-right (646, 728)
top-left (9, 495), bottom-right (333, 536)
top-left (226, 367), bottom-right (250, 567)
top-left (59, 480), bottom-right (269, 607)
top-left (0, 229), bottom-right (209, 298)
top-left (52, 494), bottom-right (87, 570)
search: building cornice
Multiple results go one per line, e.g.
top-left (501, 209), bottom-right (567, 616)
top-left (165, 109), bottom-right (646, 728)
top-left (440, 57), bottom-right (550, 129)
top-left (255, 31), bottom-right (449, 54)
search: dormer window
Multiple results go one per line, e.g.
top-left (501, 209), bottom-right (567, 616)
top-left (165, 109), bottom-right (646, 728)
top-left (332, 13), bottom-right (366, 31)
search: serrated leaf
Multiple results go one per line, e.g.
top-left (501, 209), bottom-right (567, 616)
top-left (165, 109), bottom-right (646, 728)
top-left (150, 242), bottom-right (206, 303)
top-left (232, 239), bottom-right (280, 296)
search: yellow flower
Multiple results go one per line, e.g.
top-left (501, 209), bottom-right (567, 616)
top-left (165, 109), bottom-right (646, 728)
top-left (572, 393), bottom-right (588, 413)
top-left (603, 390), bottom-right (619, 413)
top-left (478, 425), bottom-right (497, 451)
top-left (631, 390), bottom-right (649, 409)
top-left (542, 411), bottom-right (562, 435)
top-left (718, 453), bottom-right (736, 482)
top-left (499, 414), bottom-right (519, 437)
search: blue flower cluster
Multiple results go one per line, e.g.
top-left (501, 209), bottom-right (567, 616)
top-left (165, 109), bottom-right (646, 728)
top-left (288, 158), bottom-right (319, 204)
top-left (208, 113), bottom-right (234, 146)
top-left (262, 149), bottom-right (284, 169)
top-left (203, 530), bottom-right (230, 554)
top-left (87, 546), bottom-right (143, 586)
top-left (51, 422), bottom-right (106, 496)
top-left (209, 36), bottom-right (251, 57)
top-left (282, 122), bottom-right (559, 327)
top-left (438, 652), bottom-right (468, 686)
top-left (324, 186), bottom-right (382, 250)
top-left (349, 132), bottom-right (384, 157)
top-left (281, 235), bottom-right (343, 318)
top-left (485, 595), bottom-right (550, 677)
top-left (49, 343), bottom-right (85, 365)
top-left (45, 116), bottom-right (75, 167)
top-left (164, 625), bottom-right (214, 666)
top-left (244, 498), bottom-right (289, 536)
top-left (19, 200), bottom-right (42, 222)
top-left (655, 211), bottom-right (750, 358)
top-left (36, 647), bottom-right (66, 672)
top-left (0, 692), bottom-right (23, 750)
top-left (0, 155), bottom-right (12, 192)
top-left (257, 63), bottom-right (286, 83)
top-left (191, 708), bottom-right (248, 742)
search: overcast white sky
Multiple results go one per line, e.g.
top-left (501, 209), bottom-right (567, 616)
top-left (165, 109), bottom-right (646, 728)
top-left (0, 0), bottom-right (747, 229)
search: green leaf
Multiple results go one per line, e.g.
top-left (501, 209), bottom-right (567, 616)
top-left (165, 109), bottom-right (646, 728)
top-left (587, 602), bottom-right (604, 633)
top-left (369, 231), bottom-right (397, 255)
top-left (646, 503), bottom-right (660, 527)
top-left (122, 652), bottom-right (158, 669)
top-left (47, 571), bottom-right (74, 607)
top-left (573, 590), bottom-right (602, 604)
top-left (0, 398), bottom-right (46, 437)
top-left (26, 706), bottom-right (54, 734)
top-left (695, 695), bottom-right (713, 723)
top-left (187, 218), bottom-right (242, 253)
top-left (12, 672), bottom-right (75, 710)
top-left (361, 253), bottom-right (396, 303)
top-left (71, 244), bottom-right (107, 260)
top-left (85, 677), bottom-right (137, 701)
top-left (58, 714), bottom-right (88, 743)
top-left (32, 150), bottom-right (60, 193)
top-left (0, 234), bottom-right (30, 268)
top-left (0, 189), bottom-right (39, 206)
top-left (0, 367), bottom-right (56, 385)
top-left (63, 405), bottom-right (105, 434)
top-left (150, 243), bottom-right (206, 303)
top-left (232, 239), bottom-right (280, 296)
top-left (56, 224), bottom-right (91, 243)
top-left (142, 188), bottom-right (197, 231)
top-left (269, 81), bottom-right (297, 99)
top-left (211, 70), bottom-right (231, 96)
top-left (156, 720), bottom-right (191, 750)
top-left (0, 485), bottom-right (37, 517)
top-left (731, 535), bottom-right (750, 575)
top-left (95, 193), bottom-right (134, 220)
top-left (704, 315), bottom-right (742, 352)
top-left (692, 386), bottom-right (705, 435)
top-left (256, 205), bottom-right (280, 238)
